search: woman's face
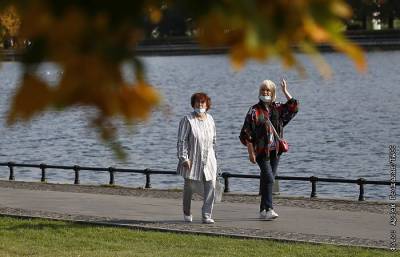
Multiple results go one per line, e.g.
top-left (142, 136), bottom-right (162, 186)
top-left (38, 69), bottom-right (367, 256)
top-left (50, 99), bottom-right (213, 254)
top-left (260, 86), bottom-right (273, 96)
top-left (194, 99), bottom-right (207, 109)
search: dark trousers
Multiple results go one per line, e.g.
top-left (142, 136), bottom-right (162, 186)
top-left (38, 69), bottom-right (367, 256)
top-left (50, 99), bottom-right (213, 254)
top-left (256, 152), bottom-right (280, 211)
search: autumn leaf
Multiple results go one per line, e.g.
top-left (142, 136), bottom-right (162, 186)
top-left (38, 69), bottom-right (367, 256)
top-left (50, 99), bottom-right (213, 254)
top-left (7, 74), bottom-right (53, 124)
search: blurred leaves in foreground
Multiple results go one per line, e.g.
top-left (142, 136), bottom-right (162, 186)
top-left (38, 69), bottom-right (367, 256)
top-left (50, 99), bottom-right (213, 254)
top-left (0, 0), bottom-right (366, 159)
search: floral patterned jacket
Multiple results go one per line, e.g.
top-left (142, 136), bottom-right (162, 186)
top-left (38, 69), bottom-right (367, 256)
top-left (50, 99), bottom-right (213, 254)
top-left (239, 98), bottom-right (299, 157)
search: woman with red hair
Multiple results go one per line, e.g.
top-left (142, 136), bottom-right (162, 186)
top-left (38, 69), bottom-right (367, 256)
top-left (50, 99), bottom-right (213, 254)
top-left (177, 92), bottom-right (217, 224)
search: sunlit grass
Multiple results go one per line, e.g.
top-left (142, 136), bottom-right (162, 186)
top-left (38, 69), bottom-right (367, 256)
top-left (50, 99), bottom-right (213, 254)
top-left (0, 216), bottom-right (395, 257)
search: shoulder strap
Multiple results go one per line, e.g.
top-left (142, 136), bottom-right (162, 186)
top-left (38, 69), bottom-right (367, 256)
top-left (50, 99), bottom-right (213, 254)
top-left (266, 118), bottom-right (281, 140)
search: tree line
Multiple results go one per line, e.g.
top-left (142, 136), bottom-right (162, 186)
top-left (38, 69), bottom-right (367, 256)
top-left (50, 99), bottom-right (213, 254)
top-left (145, 0), bottom-right (400, 39)
top-left (2, 1), bottom-right (400, 48)
top-left (347, 0), bottom-right (400, 29)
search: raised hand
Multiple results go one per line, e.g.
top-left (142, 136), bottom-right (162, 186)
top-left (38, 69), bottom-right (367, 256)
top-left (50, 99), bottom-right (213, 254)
top-left (280, 78), bottom-right (292, 101)
top-left (280, 78), bottom-right (287, 92)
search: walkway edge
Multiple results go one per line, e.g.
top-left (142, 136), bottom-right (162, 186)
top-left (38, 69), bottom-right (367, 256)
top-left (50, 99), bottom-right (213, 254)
top-left (0, 180), bottom-right (393, 214)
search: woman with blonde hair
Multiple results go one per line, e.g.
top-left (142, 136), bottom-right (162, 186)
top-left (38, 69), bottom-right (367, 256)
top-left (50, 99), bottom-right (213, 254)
top-left (240, 79), bottom-right (298, 220)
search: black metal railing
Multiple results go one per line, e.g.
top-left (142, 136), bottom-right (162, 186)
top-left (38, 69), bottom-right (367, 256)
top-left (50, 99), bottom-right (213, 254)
top-left (0, 162), bottom-right (176, 190)
top-left (220, 172), bottom-right (398, 201)
top-left (1, 162), bottom-right (398, 201)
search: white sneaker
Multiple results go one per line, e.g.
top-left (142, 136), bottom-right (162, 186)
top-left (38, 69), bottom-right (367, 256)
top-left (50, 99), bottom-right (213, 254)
top-left (202, 217), bottom-right (215, 224)
top-left (260, 209), bottom-right (279, 220)
top-left (184, 214), bottom-right (193, 222)
top-left (259, 210), bottom-right (267, 219)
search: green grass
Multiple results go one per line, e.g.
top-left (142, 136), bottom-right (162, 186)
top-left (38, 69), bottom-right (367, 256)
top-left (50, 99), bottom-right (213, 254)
top-left (0, 216), bottom-right (396, 257)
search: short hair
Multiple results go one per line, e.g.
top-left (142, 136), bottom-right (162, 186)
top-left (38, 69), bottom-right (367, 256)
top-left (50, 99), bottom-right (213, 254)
top-left (259, 80), bottom-right (276, 102)
top-left (191, 92), bottom-right (211, 110)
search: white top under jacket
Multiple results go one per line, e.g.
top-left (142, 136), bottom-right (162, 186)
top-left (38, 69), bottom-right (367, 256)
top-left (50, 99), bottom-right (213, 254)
top-left (177, 112), bottom-right (217, 181)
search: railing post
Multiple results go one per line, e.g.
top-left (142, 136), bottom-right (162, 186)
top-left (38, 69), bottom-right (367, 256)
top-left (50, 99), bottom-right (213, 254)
top-left (108, 167), bottom-right (115, 185)
top-left (222, 172), bottom-right (230, 193)
top-left (145, 169), bottom-right (152, 188)
top-left (73, 165), bottom-right (80, 185)
top-left (357, 178), bottom-right (366, 201)
top-left (40, 163), bottom-right (47, 182)
top-left (7, 162), bottom-right (15, 181)
top-left (310, 176), bottom-right (318, 198)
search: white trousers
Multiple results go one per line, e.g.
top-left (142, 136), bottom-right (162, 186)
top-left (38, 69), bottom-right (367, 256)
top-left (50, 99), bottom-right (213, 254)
top-left (183, 178), bottom-right (216, 219)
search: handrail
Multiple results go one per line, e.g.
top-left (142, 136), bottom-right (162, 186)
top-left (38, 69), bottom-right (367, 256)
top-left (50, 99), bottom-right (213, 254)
top-left (0, 162), bottom-right (398, 201)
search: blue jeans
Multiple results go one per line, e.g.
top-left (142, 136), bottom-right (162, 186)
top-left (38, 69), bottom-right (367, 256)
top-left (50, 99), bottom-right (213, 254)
top-left (256, 152), bottom-right (280, 211)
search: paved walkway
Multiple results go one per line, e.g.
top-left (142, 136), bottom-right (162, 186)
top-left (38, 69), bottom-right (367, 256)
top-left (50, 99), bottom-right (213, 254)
top-left (0, 183), bottom-right (397, 249)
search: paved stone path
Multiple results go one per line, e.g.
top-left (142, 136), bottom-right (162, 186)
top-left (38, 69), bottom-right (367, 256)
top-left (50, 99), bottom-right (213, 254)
top-left (0, 181), bottom-right (398, 249)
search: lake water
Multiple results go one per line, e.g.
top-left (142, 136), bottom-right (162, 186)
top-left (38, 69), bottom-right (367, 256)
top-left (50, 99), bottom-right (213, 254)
top-left (1, 51), bottom-right (399, 200)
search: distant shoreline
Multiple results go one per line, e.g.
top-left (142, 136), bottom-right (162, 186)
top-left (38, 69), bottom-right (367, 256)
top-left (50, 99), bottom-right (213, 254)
top-left (1, 30), bottom-right (400, 61)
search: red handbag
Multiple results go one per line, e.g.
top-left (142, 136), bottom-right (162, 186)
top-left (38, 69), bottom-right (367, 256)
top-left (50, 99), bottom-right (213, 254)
top-left (278, 139), bottom-right (289, 153)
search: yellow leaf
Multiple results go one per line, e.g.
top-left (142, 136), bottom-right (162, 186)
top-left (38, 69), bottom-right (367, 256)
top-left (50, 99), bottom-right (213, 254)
top-left (333, 38), bottom-right (367, 72)
top-left (148, 7), bottom-right (162, 24)
top-left (230, 45), bottom-right (247, 70)
top-left (7, 74), bottom-right (52, 124)
top-left (119, 82), bottom-right (160, 121)
top-left (299, 42), bottom-right (332, 78)
top-left (330, 0), bottom-right (352, 18)
top-left (19, 3), bottom-right (52, 39)
top-left (304, 17), bottom-right (330, 43)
